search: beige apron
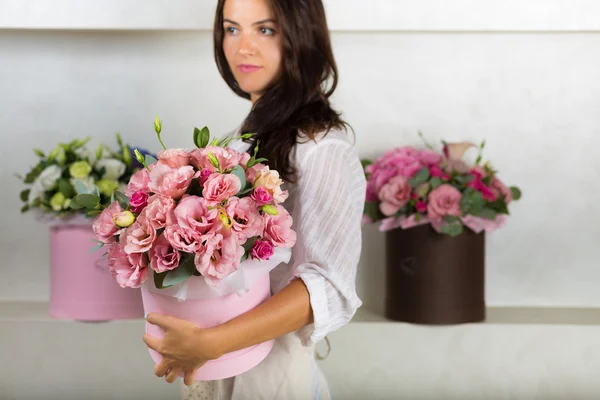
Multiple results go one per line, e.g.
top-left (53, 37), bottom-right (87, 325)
top-left (181, 333), bottom-right (330, 400)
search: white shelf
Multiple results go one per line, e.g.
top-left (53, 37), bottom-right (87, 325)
top-left (1, 0), bottom-right (599, 32)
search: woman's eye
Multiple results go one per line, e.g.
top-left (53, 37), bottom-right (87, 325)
top-left (260, 27), bottom-right (275, 36)
top-left (225, 27), bottom-right (238, 34)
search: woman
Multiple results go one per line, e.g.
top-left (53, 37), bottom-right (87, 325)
top-left (142, 0), bottom-right (366, 398)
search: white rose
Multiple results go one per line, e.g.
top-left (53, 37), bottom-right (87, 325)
top-left (28, 165), bottom-right (62, 204)
top-left (95, 159), bottom-right (126, 181)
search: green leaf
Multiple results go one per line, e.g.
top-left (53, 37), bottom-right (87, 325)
top-left (454, 174), bottom-right (475, 185)
top-left (408, 168), bottom-right (430, 188)
top-left (231, 165), bottom-right (247, 191)
top-left (240, 252), bottom-right (249, 263)
top-left (74, 180), bottom-right (89, 195)
top-left (209, 137), bottom-right (219, 147)
top-left (20, 204), bottom-right (30, 213)
top-left (161, 254), bottom-right (196, 288)
top-left (115, 191), bottom-right (130, 209)
top-left (145, 154), bottom-right (158, 165)
top-left (74, 194), bottom-right (101, 209)
top-left (58, 178), bottom-right (76, 198)
top-left (194, 127), bottom-right (210, 149)
top-left (361, 159), bottom-right (373, 170)
top-left (88, 210), bottom-right (103, 217)
top-left (33, 148), bottom-right (45, 158)
top-left (460, 188), bottom-right (484, 215)
top-left (238, 186), bottom-right (254, 196)
top-left (154, 270), bottom-right (168, 289)
top-left (429, 177), bottom-right (442, 189)
top-left (20, 189), bottom-right (30, 203)
top-left (69, 199), bottom-right (85, 210)
top-left (441, 216), bottom-right (463, 237)
top-left (487, 198), bottom-right (509, 214)
top-left (363, 202), bottom-right (383, 222)
top-left (88, 242), bottom-right (104, 254)
top-left (243, 237), bottom-right (258, 252)
top-left (110, 191), bottom-right (115, 204)
top-left (510, 186), bottom-right (522, 201)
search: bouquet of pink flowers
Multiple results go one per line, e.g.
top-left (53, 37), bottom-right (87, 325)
top-left (362, 135), bottom-right (522, 236)
top-left (76, 117), bottom-right (296, 290)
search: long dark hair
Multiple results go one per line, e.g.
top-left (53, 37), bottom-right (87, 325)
top-left (213, 0), bottom-right (347, 183)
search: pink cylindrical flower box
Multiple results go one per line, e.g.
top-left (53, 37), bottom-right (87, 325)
top-left (140, 247), bottom-right (291, 381)
top-left (49, 222), bottom-right (144, 321)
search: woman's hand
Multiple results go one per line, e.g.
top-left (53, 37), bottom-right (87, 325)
top-left (143, 313), bottom-right (222, 386)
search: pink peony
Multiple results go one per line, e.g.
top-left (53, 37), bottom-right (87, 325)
top-left (107, 243), bottom-right (149, 288)
top-left (129, 190), bottom-right (149, 214)
top-left (173, 195), bottom-right (219, 238)
top-left (378, 176), bottom-right (411, 217)
top-left (202, 173), bottom-right (242, 206)
top-left (250, 239), bottom-right (275, 260)
top-left (148, 162), bottom-right (197, 200)
top-left (427, 184), bottom-right (462, 219)
top-left (141, 194), bottom-right (175, 230)
top-left (194, 234), bottom-right (244, 286)
top-left (246, 163), bottom-right (266, 183)
top-left (157, 148), bottom-right (191, 168)
top-left (225, 197), bottom-right (264, 243)
top-left (198, 168), bottom-right (213, 185)
top-left (164, 224), bottom-right (203, 253)
top-left (123, 214), bottom-right (157, 254)
top-left (262, 205), bottom-right (297, 248)
top-left (148, 234), bottom-right (181, 273)
top-left (190, 146), bottom-right (242, 172)
top-left (126, 168), bottom-right (151, 196)
top-left (93, 201), bottom-right (123, 244)
top-left (250, 187), bottom-right (273, 206)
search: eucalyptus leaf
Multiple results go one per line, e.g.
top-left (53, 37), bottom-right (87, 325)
top-left (88, 210), bottom-right (103, 217)
top-left (161, 254), bottom-right (196, 288)
top-left (240, 253), bottom-right (249, 263)
top-left (58, 178), bottom-right (76, 198)
top-left (231, 165), bottom-right (247, 191)
top-left (145, 154), bottom-right (158, 166)
top-left (408, 168), bottom-right (430, 188)
top-left (473, 208), bottom-right (497, 221)
top-left (510, 186), bottom-right (522, 201)
top-left (429, 177), bottom-right (442, 189)
top-left (115, 191), bottom-right (130, 209)
top-left (74, 194), bottom-right (101, 209)
top-left (243, 237), bottom-right (258, 252)
top-left (74, 180), bottom-right (89, 195)
top-left (88, 242), bottom-right (104, 254)
top-left (69, 199), bottom-right (85, 210)
top-left (454, 174), bottom-right (475, 185)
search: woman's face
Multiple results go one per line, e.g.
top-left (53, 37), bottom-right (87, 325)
top-left (222, 0), bottom-right (283, 103)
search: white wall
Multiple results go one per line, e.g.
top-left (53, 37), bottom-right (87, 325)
top-left (3, 29), bottom-right (600, 309)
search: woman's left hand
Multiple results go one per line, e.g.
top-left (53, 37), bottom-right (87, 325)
top-left (143, 312), bottom-right (221, 386)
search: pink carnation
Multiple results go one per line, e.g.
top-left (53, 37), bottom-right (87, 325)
top-left (172, 195), bottom-right (219, 239)
top-left (225, 197), bottom-right (264, 243)
top-left (190, 146), bottom-right (242, 172)
top-left (148, 234), bottom-right (181, 273)
top-left (107, 243), bottom-right (149, 288)
top-left (126, 168), bottom-right (151, 197)
top-left (93, 201), bottom-right (123, 244)
top-left (148, 162), bottom-right (197, 200)
top-left (262, 205), bottom-right (297, 248)
top-left (123, 215), bottom-right (157, 254)
top-left (194, 234), bottom-right (244, 286)
top-left (202, 173), bottom-right (242, 206)
top-left (378, 176), bottom-right (411, 217)
top-left (141, 194), bottom-right (175, 230)
top-left (427, 184), bottom-right (462, 219)
top-left (157, 148), bottom-right (191, 168)
top-left (164, 224), bottom-right (203, 254)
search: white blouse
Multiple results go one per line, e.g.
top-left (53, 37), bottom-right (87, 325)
top-left (228, 128), bottom-right (366, 346)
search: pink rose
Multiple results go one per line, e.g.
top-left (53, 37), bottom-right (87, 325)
top-left (250, 187), bottom-right (273, 206)
top-left (253, 166), bottom-right (288, 203)
top-left (126, 168), bottom-right (151, 196)
top-left (164, 224), bottom-right (203, 253)
top-left (190, 146), bottom-right (242, 172)
top-left (123, 215), bottom-right (157, 254)
top-left (194, 234), bottom-right (244, 286)
top-left (148, 162), bottom-right (197, 200)
top-left (141, 194), bottom-right (175, 230)
top-left (489, 177), bottom-right (512, 203)
top-left (173, 195), bottom-right (219, 238)
top-left (93, 201), bottom-right (123, 244)
top-left (262, 205), bottom-right (297, 248)
top-left (246, 163), bottom-right (266, 183)
top-left (427, 184), bottom-right (462, 219)
top-left (148, 234), bottom-right (181, 273)
top-left (198, 168), bottom-right (213, 185)
top-left (378, 176), bottom-right (411, 217)
top-left (157, 148), bottom-right (191, 168)
top-left (202, 173), bottom-right (242, 206)
top-left (129, 190), bottom-right (149, 214)
top-left (225, 197), bottom-right (264, 243)
top-left (107, 243), bottom-right (149, 288)
top-left (416, 200), bottom-right (427, 213)
top-left (250, 239), bottom-right (275, 260)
